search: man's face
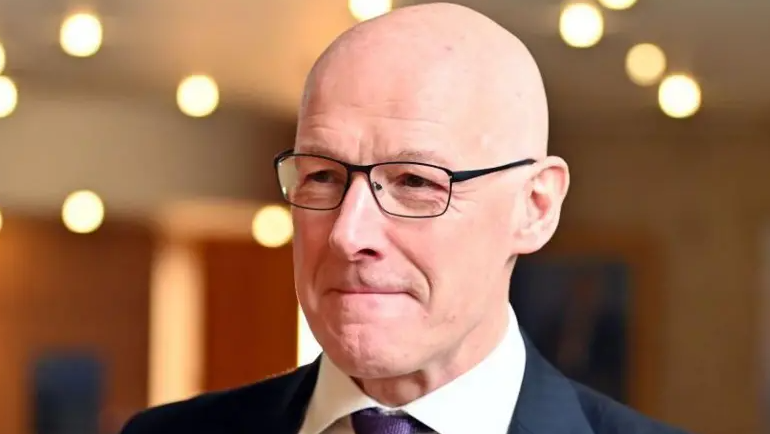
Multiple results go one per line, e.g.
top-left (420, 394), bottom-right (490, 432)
top-left (290, 97), bottom-right (525, 379)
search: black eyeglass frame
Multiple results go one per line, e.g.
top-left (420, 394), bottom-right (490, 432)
top-left (272, 149), bottom-right (536, 219)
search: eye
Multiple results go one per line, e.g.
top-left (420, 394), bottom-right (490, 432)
top-left (307, 170), bottom-right (335, 183)
top-left (401, 174), bottom-right (433, 188)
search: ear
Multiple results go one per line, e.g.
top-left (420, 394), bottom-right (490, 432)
top-left (512, 156), bottom-right (570, 254)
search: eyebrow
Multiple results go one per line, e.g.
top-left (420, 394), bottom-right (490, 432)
top-left (294, 143), bottom-right (349, 162)
top-left (295, 144), bottom-right (452, 167)
top-left (295, 143), bottom-right (332, 156)
top-left (390, 149), bottom-right (452, 167)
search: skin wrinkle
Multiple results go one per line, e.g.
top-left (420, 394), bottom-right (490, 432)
top-left (291, 2), bottom-right (569, 406)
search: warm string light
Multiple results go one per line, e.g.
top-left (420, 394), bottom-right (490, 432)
top-left (57, 11), bottom-right (221, 116)
top-left (22, 190), bottom-right (297, 239)
top-left (559, 3), bottom-right (604, 48)
top-left (62, 190), bottom-right (105, 233)
top-left (0, 76), bottom-right (18, 118)
top-left (177, 75), bottom-right (219, 117)
top-left (598, 0), bottom-right (637, 10)
top-left (625, 43), bottom-right (667, 86)
top-left (60, 12), bottom-right (103, 57)
top-left (252, 205), bottom-right (293, 248)
top-left (562, 0), bottom-right (703, 118)
top-left (658, 73), bottom-right (701, 118)
top-left (9, 1), bottom-right (703, 121)
top-left (348, 0), bottom-right (393, 21)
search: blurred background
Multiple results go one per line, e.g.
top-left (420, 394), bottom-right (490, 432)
top-left (0, 0), bottom-right (767, 433)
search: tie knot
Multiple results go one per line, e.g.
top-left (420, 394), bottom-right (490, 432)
top-left (351, 407), bottom-right (428, 434)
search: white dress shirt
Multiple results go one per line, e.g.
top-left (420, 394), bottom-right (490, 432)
top-left (298, 305), bottom-right (526, 434)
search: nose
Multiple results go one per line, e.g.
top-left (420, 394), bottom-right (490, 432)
top-left (328, 174), bottom-right (385, 262)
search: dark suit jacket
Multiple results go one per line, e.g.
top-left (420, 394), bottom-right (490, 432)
top-left (120, 337), bottom-right (692, 434)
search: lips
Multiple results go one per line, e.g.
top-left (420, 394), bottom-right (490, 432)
top-left (333, 287), bottom-right (406, 295)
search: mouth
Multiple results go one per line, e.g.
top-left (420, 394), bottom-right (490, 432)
top-left (332, 287), bottom-right (408, 295)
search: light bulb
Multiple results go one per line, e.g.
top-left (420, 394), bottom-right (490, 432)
top-left (559, 3), bottom-right (604, 48)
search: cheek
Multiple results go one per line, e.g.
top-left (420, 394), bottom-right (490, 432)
top-left (413, 215), bottom-right (501, 294)
top-left (399, 223), bottom-right (477, 302)
top-left (292, 214), bottom-right (333, 286)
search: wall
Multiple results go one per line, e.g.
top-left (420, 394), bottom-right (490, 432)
top-left (762, 224), bottom-right (770, 432)
top-left (0, 215), bottom-right (154, 434)
top-left (199, 238), bottom-right (297, 391)
top-left (0, 87), bottom-right (298, 432)
top-left (147, 201), bottom-right (300, 406)
top-left (550, 108), bottom-right (770, 434)
top-left (0, 87), bottom-right (295, 216)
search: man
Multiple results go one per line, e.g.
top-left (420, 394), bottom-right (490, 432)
top-left (121, 3), bottom-right (691, 434)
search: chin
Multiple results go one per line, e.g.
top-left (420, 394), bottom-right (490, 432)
top-left (320, 324), bottom-right (414, 379)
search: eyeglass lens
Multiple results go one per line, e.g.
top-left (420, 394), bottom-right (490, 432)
top-left (277, 155), bottom-right (451, 217)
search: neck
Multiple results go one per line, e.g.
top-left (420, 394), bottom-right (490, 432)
top-left (354, 302), bottom-right (511, 407)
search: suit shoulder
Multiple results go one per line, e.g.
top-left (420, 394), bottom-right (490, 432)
top-left (119, 366), bottom-right (310, 434)
top-left (572, 381), bottom-right (692, 434)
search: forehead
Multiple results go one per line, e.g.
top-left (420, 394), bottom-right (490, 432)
top-left (295, 45), bottom-right (489, 165)
top-left (297, 105), bottom-right (515, 175)
top-left (297, 106), bottom-right (479, 169)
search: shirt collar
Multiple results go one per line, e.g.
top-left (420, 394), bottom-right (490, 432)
top-left (299, 305), bottom-right (526, 434)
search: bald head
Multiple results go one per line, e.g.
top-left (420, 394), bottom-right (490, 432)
top-left (300, 2), bottom-right (549, 160)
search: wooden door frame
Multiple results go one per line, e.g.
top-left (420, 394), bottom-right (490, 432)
top-left (537, 223), bottom-right (666, 417)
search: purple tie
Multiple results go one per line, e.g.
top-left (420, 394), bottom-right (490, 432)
top-left (351, 408), bottom-right (428, 434)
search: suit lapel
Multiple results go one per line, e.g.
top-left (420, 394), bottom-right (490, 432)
top-left (234, 358), bottom-right (321, 434)
top-left (508, 334), bottom-right (594, 434)
top-left (273, 360), bottom-right (321, 434)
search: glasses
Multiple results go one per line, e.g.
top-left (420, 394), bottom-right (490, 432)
top-left (273, 150), bottom-right (536, 218)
